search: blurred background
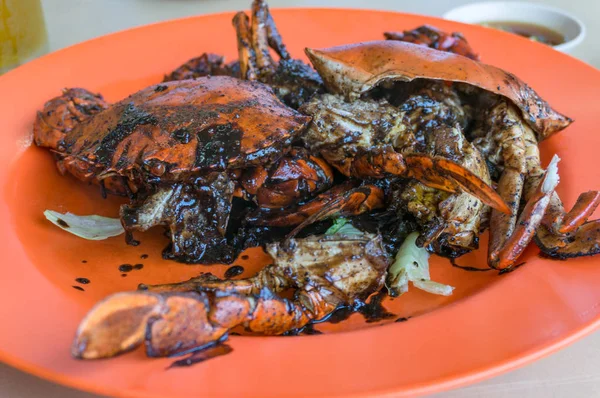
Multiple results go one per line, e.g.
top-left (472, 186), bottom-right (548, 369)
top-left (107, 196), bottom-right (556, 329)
top-left (39, 0), bottom-right (597, 66)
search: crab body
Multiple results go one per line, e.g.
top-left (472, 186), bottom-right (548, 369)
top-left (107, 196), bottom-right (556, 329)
top-left (34, 76), bottom-right (312, 263)
top-left (304, 39), bottom-right (598, 268)
top-left (60, 77), bottom-right (307, 185)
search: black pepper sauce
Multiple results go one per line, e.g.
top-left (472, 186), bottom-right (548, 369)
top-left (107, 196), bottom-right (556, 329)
top-left (481, 21), bottom-right (565, 46)
top-left (224, 265), bottom-right (244, 279)
top-left (119, 264), bottom-right (134, 272)
top-left (169, 344), bottom-right (233, 368)
top-left (315, 290), bottom-right (396, 326)
top-left (357, 290), bottom-right (395, 323)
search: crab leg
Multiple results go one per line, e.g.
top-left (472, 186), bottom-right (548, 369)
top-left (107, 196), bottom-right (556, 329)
top-left (72, 287), bottom-right (335, 359)
top-left (346, 147), bottom-right (510, 214)
top-left (478, 102), bottom-right (600, 267)
top-left (140, 264), bottom-right (292, 296)
top-left (523, 133), bottom-right (600, 236)
top-left (489, 155), bottom-right (560, 269)
top-left (232, 12), bottom-right (258, 80)
top-left (265, 10), bottom-right (289, 59)
top-left (486, 107), bottom-right (529, 267)
top-left (250, 0), bottom-right (276, 75)
top-left (519, 124), bottom-right (600, 258)
top-left (248, 181), bottom-right (385, 227)
top-left (405, 155), bottom-right (510, 214)
top-left (73, 230), bottom-right (388, 359)
top-left (557, 192), bottom-right (600, 233)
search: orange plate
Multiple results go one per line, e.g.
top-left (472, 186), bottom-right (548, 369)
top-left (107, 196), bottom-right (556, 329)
top-left (0, 8), bottom-right (599, 398)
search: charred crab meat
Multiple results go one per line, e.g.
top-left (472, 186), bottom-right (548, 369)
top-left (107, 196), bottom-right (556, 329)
top-left (29, 0), bottom-right (600, 361)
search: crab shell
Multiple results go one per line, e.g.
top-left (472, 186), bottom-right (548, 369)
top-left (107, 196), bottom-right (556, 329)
top-left (61, 76), bottom-right (310, 185)
top-left (305, 40), bottom-right (572, 141)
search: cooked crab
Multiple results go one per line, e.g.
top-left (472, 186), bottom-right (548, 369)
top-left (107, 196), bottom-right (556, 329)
top-left (304, 40), bottom-right (598, 268)
top-left (384, 25), bottom-right (480, 60)
top-left (34, 76), bottom-right (312, 264)
top-left (72, 228), bottom-right (389, 359)
top-left (231, 0), bottom-right (323, 109)
top-left (297, 63), bottom-right (506, 256)
top-left (163, 52), bottom-right (240, 82)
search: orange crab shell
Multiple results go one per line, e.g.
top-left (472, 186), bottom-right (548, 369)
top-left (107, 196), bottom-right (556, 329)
top-left (62, 76), bottom-right (311, 182)
top-left (305, 40), bottom-right (572, 140)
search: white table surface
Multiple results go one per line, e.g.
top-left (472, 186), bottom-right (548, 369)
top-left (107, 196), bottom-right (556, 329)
top-left (2, 0), bottom-right (599, 397)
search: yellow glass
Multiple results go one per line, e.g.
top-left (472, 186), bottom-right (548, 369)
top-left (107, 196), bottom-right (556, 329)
top-left (0, 0), bottom-right (48, 73)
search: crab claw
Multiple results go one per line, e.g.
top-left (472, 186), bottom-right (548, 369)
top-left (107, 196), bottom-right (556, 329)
top-left (536, 219), bottom-right (600, 259)
top-left (73, 230), bottom-right (390, 359)
top-left (543, 191), bottom-right (600, 234)
top-left (404, 154), bottom-right (511, 214)
top-left (72, 288), bottom-right (323, 359)
top-left (72, 292), bottom-right (166, 359)
top-left (533, 190), bottom-right (600, 259)
top-left (72, 290), bottom-right (251, 359)
top-left (489, 155), bottom-right (561, 269)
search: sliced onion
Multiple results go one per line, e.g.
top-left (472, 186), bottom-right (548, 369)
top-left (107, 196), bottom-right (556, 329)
top-left (386, 232), bottom-right (454, 297)
top-left (44, 210), bottom-right (124, 240)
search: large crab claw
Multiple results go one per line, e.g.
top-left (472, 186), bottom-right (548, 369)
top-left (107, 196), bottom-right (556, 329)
top-left (353, 149), bottom-right (510, 214)
top-left (73, 231), bottom-right (388, 359)
top-left (72, 288), bottom-right (313, 359)
top-left (402, 154), bottom-right (510, 214)
top-left (304, 40), bottom-right (571, 140)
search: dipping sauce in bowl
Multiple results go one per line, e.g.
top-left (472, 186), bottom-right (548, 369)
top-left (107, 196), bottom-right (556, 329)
top-left (480, 21), bottom-right (565, 46)
top-left (443, 2), bottom-right (585, 54)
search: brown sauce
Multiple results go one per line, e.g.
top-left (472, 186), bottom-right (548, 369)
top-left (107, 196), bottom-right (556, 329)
top-left (168, 344), bottom-right (232, 368)
top-left (481, 21), bottom-right (565, 46)
top-left (119, 263), bottom-right (144, 272)
top-left (358, 290), bottom-right (395, 323)
top-left (316, 290), bottom-right (396, 325)
top-left (319, 306), bottom-right (354, 324)
top-left (224, 265), bottom-right (244, 279)
top-left (119, 264), bottom-right (134, 272)
top-left (284, 323), bottom-right (323, 336)
top-left (450, 258), bottom-right (491, 272)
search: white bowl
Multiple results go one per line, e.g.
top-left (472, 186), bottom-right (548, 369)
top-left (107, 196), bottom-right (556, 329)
top-left (443, 2), bottom-right (585, 53)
